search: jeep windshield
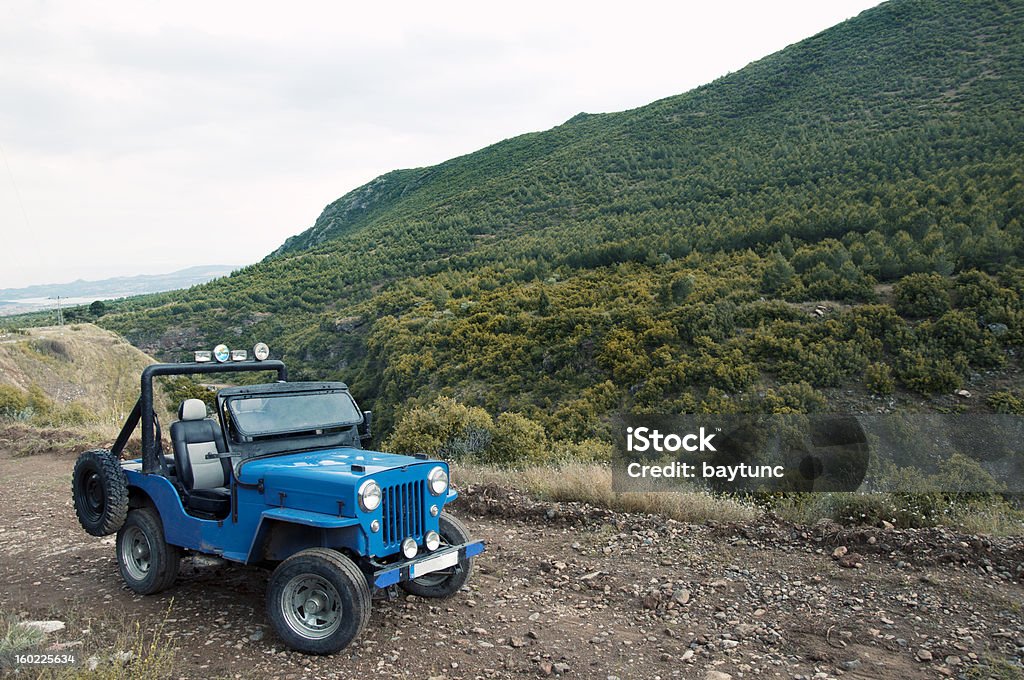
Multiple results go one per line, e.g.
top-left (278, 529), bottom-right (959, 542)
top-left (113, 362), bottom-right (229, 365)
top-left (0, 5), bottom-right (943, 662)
top-left (226, 390), bottom-right (361, 438)
top-left (216, 382), bottom-right (366, 458)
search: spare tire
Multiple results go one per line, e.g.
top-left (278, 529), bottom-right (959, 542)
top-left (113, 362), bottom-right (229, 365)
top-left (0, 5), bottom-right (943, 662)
top-left (72, 449), bottom-right (129, 536)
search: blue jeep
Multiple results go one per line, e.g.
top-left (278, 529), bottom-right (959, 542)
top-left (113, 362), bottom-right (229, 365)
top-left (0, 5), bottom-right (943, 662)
top-left (71, 345), bottom-right (484, 654)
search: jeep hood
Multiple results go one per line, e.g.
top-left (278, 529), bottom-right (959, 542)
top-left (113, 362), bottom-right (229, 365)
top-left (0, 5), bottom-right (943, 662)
top-left (236, 447), bottom-right (435, 516)
top-left (238, 447), bottom-right (427, 485)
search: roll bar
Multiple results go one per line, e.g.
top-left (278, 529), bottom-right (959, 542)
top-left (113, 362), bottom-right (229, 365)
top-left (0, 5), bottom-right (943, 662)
top-left (111, 360), bottom-right (288, 474)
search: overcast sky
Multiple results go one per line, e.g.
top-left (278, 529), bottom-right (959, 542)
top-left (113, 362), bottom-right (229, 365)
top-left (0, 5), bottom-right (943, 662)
top-left (0, 0), bottom-right (883, 289)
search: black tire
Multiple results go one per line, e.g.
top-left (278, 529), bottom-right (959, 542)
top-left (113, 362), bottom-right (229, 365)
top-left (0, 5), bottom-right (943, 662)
top-left (115, 508), bottom-right (180, 595)
top-left (72, 449), bottom-right (129, 537)
top-left (266, 548), bottom-right (371, 654)
top-left (400, 513), bottom-right (475, 599)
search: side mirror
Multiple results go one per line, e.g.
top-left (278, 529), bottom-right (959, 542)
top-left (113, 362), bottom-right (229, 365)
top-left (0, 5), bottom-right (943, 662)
top-left (358, 411), bottom-right (372, 441)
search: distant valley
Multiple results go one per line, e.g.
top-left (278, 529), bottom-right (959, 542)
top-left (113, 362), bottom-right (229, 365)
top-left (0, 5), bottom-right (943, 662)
top-left (0, 265), bottom-right (238, 317)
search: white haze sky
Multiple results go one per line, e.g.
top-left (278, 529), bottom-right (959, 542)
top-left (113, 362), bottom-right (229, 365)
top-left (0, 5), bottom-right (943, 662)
top-left (0, 0), bottom-right (882, 289)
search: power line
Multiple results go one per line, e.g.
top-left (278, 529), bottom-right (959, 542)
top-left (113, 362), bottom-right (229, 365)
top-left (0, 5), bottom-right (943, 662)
top-left (0, 142), bottom-right (43, 290)
top-left (0, 142), bottom-right (32, 232)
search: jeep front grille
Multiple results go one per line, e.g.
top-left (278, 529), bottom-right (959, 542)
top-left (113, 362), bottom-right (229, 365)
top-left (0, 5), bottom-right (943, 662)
top-left (381, 480), bottom-right (425, 549)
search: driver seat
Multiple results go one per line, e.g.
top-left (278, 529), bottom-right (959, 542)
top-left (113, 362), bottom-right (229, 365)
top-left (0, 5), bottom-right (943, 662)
top-left (170, 398), bottom-right (231, 517)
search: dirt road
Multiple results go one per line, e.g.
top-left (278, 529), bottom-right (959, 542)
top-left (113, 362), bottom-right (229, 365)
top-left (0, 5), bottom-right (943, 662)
top-left (1, 450), bottom-right (1022, 679)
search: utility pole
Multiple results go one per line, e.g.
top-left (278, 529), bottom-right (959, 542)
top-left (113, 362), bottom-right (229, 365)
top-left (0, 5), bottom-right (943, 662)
top-left (48, 295), bottom-right (64, 328)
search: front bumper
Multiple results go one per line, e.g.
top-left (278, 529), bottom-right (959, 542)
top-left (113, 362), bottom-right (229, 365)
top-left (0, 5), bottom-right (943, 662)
top-left (372, 541), bottom-right (485, 589)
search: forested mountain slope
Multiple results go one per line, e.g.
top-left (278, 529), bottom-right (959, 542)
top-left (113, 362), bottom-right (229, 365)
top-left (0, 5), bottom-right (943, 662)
top-left (94, 0), bottom-right (1024, 441)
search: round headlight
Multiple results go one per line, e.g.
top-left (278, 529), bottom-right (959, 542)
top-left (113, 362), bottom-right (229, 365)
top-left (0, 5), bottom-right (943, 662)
top-left (213, 344), bottom-right (231, 363)
top-left (401, 537), bottom-right (418, 559)
top-left (425, 530), bottom-right (441, 551)
top-left (428, 466), bottom-right (448, 496)
top-left (253, 342), bottom-right (270, 361)
top-left (358, 479), bottom-right (381, 512)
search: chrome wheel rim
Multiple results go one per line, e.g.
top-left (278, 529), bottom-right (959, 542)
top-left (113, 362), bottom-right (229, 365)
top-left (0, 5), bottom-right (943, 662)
top-left (120, 526), bottom-right (152, 581)
top-left (281, 575), bottom-right (342, 640)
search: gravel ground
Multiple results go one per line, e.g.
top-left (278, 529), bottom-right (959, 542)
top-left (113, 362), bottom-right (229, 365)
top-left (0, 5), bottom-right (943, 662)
top-left (0, 450), bottom-right (1021, 680)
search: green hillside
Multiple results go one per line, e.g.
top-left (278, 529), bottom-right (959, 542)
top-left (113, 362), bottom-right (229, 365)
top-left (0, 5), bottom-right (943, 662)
top-left (88, 0), bottom-right (1024, 444)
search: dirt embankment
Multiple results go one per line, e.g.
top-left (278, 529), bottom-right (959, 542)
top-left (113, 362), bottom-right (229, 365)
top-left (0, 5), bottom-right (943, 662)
top-left (0, 450), bottom-right (1021, 679)
top-left (0, 325), bottom-right (152, 413)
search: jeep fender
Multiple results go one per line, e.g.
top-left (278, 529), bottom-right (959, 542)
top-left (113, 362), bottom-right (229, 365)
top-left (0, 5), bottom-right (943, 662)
top-left (246, 508), bottom-right (366, 564)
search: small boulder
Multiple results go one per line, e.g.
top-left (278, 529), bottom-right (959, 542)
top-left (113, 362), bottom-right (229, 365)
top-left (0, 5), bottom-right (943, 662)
top-left (838, 552), bottom-right (865, 568)
top-left (672, 589), bottom-right (691, 606)
top-left (23, 620), bottom-right (65, 635)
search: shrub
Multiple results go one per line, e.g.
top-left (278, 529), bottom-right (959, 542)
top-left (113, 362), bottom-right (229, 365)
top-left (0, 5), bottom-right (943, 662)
top-left (921, 310), bottom-right (1004, 367)
top-left (385, 397), bottom-right (494, 459)
top-left (735, 300), bottom-right (806, 327)
top-left (763, 382), bottom-right (827, 413)
top-left (26, 385), bottom-right (53, 415)
top-left (893, 272), bottom-right (950, 317)
top-left (161, 377), bottom-right (217, 412)
top-left (488, 412), bottom-right (548, 465)
top-left (666, 273), bottom-right (695, 303)
top-left (829, 493), bottom-right (945, 528)
top-left (0, 385), bottom-right (28, 419)
top-left (761, 251), bottom-right (796, 295)
top-left (799, 261), bottom-right (876, 302)
top-left (549, 438), bottom-right (614, 462)
top-left (865, 362), bottom-right (895, 396)
top-left (931, 452), bottom-right (1003, 494)
top-left (829, 494), bottom-right (895, 526)
top-left (953, 269), bottom-right (1009, 313)
top-left (0, 614), bottom-right (45, 668)
top-left (386, 397), bottom-right (573, 466)
top-left (896, 349), bottom-right (962, 394)
top-left (686, 349), bottom-right (759, 393)
top-left (842, 305), bottom-right (911, 351)
top-left (55, 402), bottom-right (91, 427)
top-left (672, 302), bottom-right (736, 343)
top-left (890, 493), bottom-right (948, 528)
top-left (699, 387), bottom-right (743, 414)
top-left (987, 390), bottom-right (1024, 414)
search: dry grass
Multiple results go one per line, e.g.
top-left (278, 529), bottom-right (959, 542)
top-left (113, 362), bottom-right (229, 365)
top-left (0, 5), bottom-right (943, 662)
top-left (0, 423), bottom-right (119, 458)
top-left (0, 615), bottom-right (45, 670)
top-left (60, 616), bottom-right (177, 680)
top-left (955, 503), bottom-right (1024, 536)
top-left (457, 461), bottom-right (760, 524)
top-left (0, 324), bottom-right (154, 429)
top-left (0, 324), bottom-right (181, 457)
top-left (771, 491), bottom-right (1024, 536)
top-left (456, 462), bottom-right (1024, 534)
top-left (0, 604), bottom-right (177, 679)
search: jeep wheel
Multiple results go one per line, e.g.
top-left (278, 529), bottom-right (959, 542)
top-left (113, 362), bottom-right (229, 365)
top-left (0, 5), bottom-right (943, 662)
top-left (267, 548), bottom-right (371, 654)
top-left (72, 449), bottom-right (129, 536)
top-left (400, 513), bottom-right (474, 599)
top-left (116, 507), bottom-right (180, 595)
